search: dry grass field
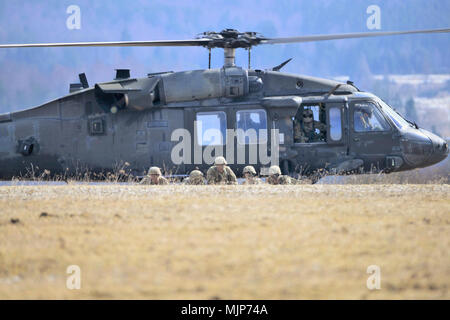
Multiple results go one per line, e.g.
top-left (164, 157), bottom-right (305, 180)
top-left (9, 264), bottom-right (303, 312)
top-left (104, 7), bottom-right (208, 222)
top-left (0, 184), bottom-right (449, 299)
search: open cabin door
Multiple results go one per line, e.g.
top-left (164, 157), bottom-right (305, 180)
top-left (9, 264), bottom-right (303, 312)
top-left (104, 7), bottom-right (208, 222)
top-left (263, 96), bottom-right (302, 174)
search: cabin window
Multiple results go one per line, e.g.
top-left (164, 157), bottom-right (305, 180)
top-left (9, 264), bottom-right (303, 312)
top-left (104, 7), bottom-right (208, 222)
top-left (353, 102), bottom-right (390, 132)
top-left (196, 111), bottom-right (227, 146)
top-left (329, 107), bottom-right (342, 141)
top-left (236, 109), bottom-right (267, 144)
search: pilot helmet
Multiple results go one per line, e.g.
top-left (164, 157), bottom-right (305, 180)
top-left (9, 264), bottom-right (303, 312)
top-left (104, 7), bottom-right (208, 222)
top-left (357, 105), bottom-right (372, 117)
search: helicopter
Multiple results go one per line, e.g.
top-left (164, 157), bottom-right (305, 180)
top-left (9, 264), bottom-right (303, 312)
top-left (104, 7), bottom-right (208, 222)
top-left (0, 28), bottom-right (448, 181)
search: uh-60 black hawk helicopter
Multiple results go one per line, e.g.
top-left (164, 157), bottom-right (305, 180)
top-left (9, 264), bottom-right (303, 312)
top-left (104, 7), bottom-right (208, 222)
top-left (0, 28), bottom-right (448, 182)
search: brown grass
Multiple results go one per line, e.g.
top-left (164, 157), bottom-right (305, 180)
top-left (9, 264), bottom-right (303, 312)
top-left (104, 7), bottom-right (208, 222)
top-left (324, 158), bottom-right (449, 184)
top-left (0, 184), bottom-right (449, 299)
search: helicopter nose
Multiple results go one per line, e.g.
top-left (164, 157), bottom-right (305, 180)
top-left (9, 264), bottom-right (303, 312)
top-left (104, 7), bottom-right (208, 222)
top-left (400, 129), bottom-right (448, 169)
top-left (423, 130), bottom-right (448, 166)
top-left (431, 138), bottom-right (448, 163)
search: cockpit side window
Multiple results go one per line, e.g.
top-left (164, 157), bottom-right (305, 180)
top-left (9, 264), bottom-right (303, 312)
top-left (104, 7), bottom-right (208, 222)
top-left (377, 99), bottom-right (411, 129)
top-left (353, 102), bottom-right (390, 132)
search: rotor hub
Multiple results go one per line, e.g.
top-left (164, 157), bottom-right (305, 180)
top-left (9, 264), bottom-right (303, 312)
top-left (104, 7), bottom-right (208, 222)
top-left (197, 29), bottom-right (266, 68)
top-left (197, 29), bottom-right (266, 49)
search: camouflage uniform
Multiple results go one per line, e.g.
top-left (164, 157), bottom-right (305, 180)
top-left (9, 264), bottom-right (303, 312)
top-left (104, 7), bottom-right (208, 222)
top-left (267, 174), bottom-right (292, 185)
top-left (294, 109), bottom-right (326, 143)
top-left (140, 166), bottom-right (169, 185)
top-left (294, 120), bottom-right (327, 143)
top-left (206, 165), bottom-right (237, 185)
top-left (242, 165), bottom-right (262, 185)
top-left (243, 177), bottom-right (263, 185)
top-left (207, 157), bottom-right (237, 185)
top-left (183, 170), bottom-right (205, 185)
top-left (140, 175), bottom-right (169, 185)
top-left (266, 165), bottom-right (293, 185)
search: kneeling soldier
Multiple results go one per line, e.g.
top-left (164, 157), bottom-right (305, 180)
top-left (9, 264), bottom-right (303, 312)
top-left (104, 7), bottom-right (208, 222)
top-left (242, 166), bottom-right (262, 185)
top-left (140, 166), bottom-right (169, 185)
top-left (266, 165), bottom-right (292, 185)
top-left (206, 156), bottom-right (237, 185)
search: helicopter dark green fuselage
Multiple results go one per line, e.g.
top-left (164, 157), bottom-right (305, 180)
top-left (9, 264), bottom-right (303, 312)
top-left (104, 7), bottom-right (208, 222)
top-left (0, 67), bottom-right (447, 179)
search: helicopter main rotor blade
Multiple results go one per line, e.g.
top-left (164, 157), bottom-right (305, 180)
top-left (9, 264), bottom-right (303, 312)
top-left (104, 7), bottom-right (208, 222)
top-left (0, 28), bottom-right (448, 49)
top-left (262, 28), bottom-right (450, 45)
top-left (0, 39), bottom-right (210, 49)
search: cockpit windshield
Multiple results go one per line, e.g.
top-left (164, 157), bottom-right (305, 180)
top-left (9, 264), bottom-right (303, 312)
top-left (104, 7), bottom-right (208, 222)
top-left (377, 99), bottom-right (412, 129)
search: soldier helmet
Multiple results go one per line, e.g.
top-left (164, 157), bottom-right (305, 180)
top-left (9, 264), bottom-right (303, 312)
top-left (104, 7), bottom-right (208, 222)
top-left (214, 156), bottom-right (227, 165)
top-left (189, 170), bottom-right (204, 178)
top-left (268, 165), bottom-right (281, 175)
top-left (356, 105), bottom-right (372, 116)
top-left (148, 166), bottom-right (162, 175)
top-left (302, 109), bottom-right (314, 121)
top-left (243, 166), bottom-right (257, 175)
